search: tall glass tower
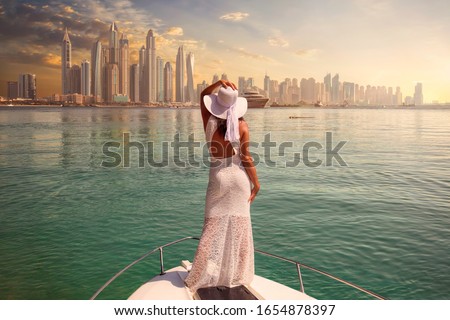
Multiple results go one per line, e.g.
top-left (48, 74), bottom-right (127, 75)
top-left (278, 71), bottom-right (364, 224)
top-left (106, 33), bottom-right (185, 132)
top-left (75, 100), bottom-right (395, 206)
top-left (176, 46), bottom-right (185, 103)
top-left (186, 52), bottom-right (195, 103)
top-left (61, 28), bottom-right (71, 95)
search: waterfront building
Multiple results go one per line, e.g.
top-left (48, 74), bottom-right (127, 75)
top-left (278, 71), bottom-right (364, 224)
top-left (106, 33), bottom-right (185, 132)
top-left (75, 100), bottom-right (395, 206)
top-left (212, 74), bottom-right (219, 84)
top-left (331, 73), bottom-right (339, 104)
top-left (414, 83), bottom-right (423, 105)
top-left (109, 22), bottom-right (120, 65)
top-left (105, 64), bottom-right (119, 103)
top-left (61, 28), bottom-right (71, 95)
top-left (69, 65), bottom-right (81, 94)
top-left (197, 81), bottom-right (207, 104)
top-left (395, 87), bottom-right (402, 105)
top-left (324, 73), bottom-right (331, 104)
top-left (164, 62), bottom-right (173, 103)
top-left (81, 60), bottom-right (91, 96)
top-left (264, 74), bottom-right (270, 98)
top-left (143, 29), bottom-right (156, 103)
top-left (91, 40), bottom-right (102, 102)
top-left (186, 52), bottom-right (195, 103)
top-left (156, 56), bottom-right (164, 102)
top-left (18, 74), bottom-right (36, 100)
top-left (119, 33), bottom-right (129, 97)
top-left (7, 81), bottom-right (18, 100)
top-left (343, 82), bottom-right (355, 104)
top-left (176, 46), bottom-right (185, 102)
top-left (130, 64), bottom-right (139, 102)
top-left (139, 46), bottom-right (145, 103)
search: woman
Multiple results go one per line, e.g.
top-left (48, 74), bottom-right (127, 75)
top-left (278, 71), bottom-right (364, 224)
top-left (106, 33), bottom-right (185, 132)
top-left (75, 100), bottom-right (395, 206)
top-left (184, 80), bottom-right (260, 293)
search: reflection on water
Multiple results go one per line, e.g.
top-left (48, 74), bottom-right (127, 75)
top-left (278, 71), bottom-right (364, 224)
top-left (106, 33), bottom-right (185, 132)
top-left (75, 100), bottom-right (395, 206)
top-left (0, 106), bottom-right (449, 299)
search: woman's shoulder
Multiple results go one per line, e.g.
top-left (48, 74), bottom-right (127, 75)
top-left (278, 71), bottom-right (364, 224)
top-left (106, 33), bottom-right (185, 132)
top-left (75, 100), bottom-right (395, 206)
top-left (239, 119), bottom-right (249, 135)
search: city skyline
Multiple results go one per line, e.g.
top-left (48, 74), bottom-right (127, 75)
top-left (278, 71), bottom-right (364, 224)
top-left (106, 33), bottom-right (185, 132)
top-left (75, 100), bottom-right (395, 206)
top-left (1, 0), bottom-right (449, 102)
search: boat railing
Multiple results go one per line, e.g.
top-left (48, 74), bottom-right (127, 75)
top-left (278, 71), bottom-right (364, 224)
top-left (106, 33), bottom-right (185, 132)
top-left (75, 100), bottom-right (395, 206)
top-left (90, 236), bottom-right (386, 300)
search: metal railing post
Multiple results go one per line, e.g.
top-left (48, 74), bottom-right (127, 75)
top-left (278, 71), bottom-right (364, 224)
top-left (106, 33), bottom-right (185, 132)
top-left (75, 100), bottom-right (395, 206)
top-left (296, 263), bottom-right (305, 293)
top-left (159, 247), bottom-right (165, 275)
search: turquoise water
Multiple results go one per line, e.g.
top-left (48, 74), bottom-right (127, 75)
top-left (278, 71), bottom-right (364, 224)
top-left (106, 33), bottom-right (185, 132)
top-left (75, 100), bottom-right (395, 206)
top-left (0, 106), bottom-right (449, 300)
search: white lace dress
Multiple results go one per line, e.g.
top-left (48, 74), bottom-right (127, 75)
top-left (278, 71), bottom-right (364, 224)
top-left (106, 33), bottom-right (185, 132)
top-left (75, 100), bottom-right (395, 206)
top-left (184, 115), bottom-right (254, 292)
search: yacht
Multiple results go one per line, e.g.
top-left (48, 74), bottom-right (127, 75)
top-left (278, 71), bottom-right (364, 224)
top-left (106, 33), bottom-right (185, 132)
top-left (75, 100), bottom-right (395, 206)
top-left (90, 236), bottom-right (386, 300)
top-left (241, 91), bottom-right (269, 108)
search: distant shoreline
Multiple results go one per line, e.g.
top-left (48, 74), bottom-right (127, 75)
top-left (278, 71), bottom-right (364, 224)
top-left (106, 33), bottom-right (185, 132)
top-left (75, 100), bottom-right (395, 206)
top-left (1, 103), bottom-right (450, 110)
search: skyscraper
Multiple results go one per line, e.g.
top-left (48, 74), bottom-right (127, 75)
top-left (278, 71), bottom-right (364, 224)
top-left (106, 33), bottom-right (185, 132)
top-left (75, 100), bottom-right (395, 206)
top-left (156, 56), bottom-right (164, 102)
top-left (7, 81), bottom-right (18, 100)
top-left (81, 59), bottom-right (91, 96)
top-left (186, 52), bottom-right (195, 103)
top-left (119, 33), bottom-right (129, 97)
top-left (414, 83), bottom-right (423, 105)
top-left (106, 63), bottom-right (119, 103)
top-left (91, 40), bottom-right (102, 102)
top-left (331, 73), bottom-right (340, 103)
top-left (139, 46), bottom-right (145, 103)
top-left (264, 74), bottom-right (271, 98)
top-left (212, 74), bottom-right (219, 84)
top-left (109, 22), bottom-right (120, 64)
top-left (18, 74), bottom-right (36, 100)
top-left (324, 73), bottom-right (331, 104)
top-left (61, 28), bottom-right (71, 95)
top-left (175, 45), bottom-right (185, 103)
top-left (69, 65), bottom-right (81, 94)
top-left (144, 29), bottom-right (156, 103)
top-left (130, 64), bottom-right (139, 103)
top-left (164, 62), bottom-right (173, 103)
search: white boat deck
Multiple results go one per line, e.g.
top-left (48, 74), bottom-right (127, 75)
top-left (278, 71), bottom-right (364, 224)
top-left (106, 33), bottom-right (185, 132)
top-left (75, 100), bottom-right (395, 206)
top-left (128, 264), bottom-right (314, 300)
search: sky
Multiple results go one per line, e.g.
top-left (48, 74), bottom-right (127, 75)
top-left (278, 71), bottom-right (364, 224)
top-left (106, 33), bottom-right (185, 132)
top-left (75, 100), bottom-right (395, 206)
top-left (1, 0), bottom-right (449, 102)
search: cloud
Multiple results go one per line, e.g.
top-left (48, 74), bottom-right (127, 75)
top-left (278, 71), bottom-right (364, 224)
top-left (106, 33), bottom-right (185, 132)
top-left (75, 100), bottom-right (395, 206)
top-left (268, 36), bottom-right (289, 48)
top-left (230, 47), bottom-right (273, 62)
top-left (294, 49), bottom-right (319, 59)
top-left (220, 12), bottom-right (249, 21)
top-left (165, 27), bottom-right (183, 36)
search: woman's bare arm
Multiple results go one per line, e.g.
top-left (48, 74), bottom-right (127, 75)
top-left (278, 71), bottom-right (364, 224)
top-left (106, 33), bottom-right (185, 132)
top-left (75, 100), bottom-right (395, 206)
top-left (239, 120), bottom-right (260, 203)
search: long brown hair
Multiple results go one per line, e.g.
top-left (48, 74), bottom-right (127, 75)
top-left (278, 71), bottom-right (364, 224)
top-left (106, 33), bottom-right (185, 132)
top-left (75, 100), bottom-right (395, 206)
top-left (217, 116), bottom-right (245, 138)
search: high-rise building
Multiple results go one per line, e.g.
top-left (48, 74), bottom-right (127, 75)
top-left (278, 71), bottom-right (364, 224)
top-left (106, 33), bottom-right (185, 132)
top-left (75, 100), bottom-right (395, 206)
top-left (101, 46), bottom-right (110, 102)
top-left (264, 74), bottom-right (270, 98)
top-left (186, 52), bottom-right (195, 103)
top-left (343, 82), bottom-right (355, 104)
top-left (324, 73), bottom-right (331, 104)
top-left (331, 73), bottom-right (340, 103)
top-left (81, 59), bottom-right (91, 96)
top-left (91, 40), bottom-right (102, 102)
top-left (197, 81), bottom-right (207, 104)
top-left (18, 74), bottom-right (36, 100)
top-left (69, 65), bottom-right (81, 94)
top-left (395, 87), bottom-right (402, 105)
top-left (156, 56), bottom-right (164, 102)
top-left (144, 29), bottom-right (156, 103)
top-left (61, 28), bottom-right (71, 95)
top-left (164, 61), bottom-right (173, 103)
top-left (212, 74), bottom-right (219, 84)
top-left (109, 22), bottom-right (120, 64)
top-left (176, 46), bottom-right (185, 102)
top-left (105, 63), bottom-right (119, 103)
top-left (119, 33), bottom-right (129, 97)
top-left (139, 46), bottom-right (145, 103)
top-left (238, 77), bottom-right (246, 95)
top-left (221, 73), bottom-right (228, 81)
top-left (7, 81), bottom-right (18, 100)
top-left (414, 83), bottom-right (423, 105)
top-left (130, 64), bottom-right (139, 103)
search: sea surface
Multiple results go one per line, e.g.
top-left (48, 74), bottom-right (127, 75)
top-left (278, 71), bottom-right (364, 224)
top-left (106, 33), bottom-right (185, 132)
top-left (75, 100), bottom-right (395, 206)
top-left (0, 106), bottom-right (449, 300)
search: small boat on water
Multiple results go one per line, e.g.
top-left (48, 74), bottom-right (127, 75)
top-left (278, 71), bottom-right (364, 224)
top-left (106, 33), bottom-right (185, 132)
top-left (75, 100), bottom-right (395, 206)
top-left (90, 236), bottom-right (386, 300)
top-left (241, 91), bottom-right (269, 108)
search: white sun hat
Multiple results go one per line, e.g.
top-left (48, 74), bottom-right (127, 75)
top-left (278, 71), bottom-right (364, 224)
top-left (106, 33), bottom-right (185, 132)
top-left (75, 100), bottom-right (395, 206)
top-left (203, 86), bottom-right (248, 142)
